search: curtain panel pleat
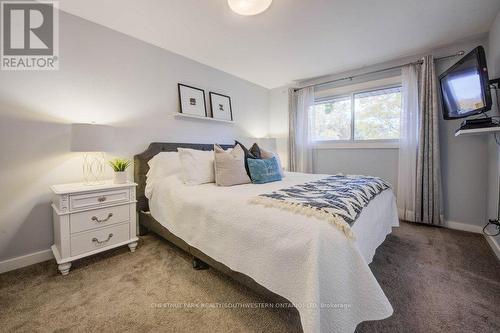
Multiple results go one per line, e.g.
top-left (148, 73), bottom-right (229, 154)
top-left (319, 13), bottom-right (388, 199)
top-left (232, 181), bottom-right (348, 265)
top-left (415, 55), bottom-right (444, 225)
top-left (288, 87), bottom-right (314, 173)
top-left (397, 64), bottom-right (419, 222)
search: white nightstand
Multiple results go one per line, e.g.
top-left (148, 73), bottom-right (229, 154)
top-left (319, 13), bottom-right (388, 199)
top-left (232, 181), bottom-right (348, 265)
top-left (50, 181), bottom-right (139, 275)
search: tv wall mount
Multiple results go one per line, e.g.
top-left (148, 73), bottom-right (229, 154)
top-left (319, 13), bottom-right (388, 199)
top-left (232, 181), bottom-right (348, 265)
top-left (457, 78), bottom-right (500, 132)
top-left (489, 78), bottom-right (500, 87)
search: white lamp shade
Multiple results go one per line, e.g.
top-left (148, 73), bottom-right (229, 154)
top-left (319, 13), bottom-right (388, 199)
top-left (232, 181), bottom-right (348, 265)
top-left (256, 137), bottom-right (277, 151)
top-left (70, 123), bottom-right (113, 152)
top-left (228, 0), bottom-right (272, 16)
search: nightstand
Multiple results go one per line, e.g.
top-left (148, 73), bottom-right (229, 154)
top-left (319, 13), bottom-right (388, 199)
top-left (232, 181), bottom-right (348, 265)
top-left (50, 181), bottom-right (139, 275)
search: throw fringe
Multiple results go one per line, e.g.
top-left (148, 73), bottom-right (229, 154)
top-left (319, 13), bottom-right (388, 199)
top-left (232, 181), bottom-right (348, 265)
top-left (249, 196), bottom-right (355, 240)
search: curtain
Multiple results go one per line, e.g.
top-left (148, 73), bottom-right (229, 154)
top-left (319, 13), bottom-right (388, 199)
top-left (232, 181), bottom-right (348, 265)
top-left (288, 87), bottom-right (314, 173)
top-left (415, 55), bottom-right (443, 225)
top-left (397, 64), bottom-right (419, 222)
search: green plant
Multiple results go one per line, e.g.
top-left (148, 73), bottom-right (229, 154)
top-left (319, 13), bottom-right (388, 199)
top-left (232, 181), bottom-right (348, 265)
top-left (108, 158), bottom-right (131, 172)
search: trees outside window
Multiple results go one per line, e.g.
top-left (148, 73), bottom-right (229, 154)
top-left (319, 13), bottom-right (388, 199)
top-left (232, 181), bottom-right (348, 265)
top-left (311, 86), bottom-right (401, 141)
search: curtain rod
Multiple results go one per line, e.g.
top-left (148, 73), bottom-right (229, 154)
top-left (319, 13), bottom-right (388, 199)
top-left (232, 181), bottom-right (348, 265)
top-left (293, 51), bottom-right (465, 92)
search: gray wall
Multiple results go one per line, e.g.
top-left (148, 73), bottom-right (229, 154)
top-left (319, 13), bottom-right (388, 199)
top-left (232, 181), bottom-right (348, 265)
top-left (269, 86), bottom-right (289, 169)
top-left (487, 11), bottom-right (500, 248)
top-left (314, 149), bottom-right (399, 188)
top-left (435, 42), bottom-right (489, 227)
top-left (0, 12), bottom-right (270, 261)
top-left (269, 36), bottom-right (491, 228)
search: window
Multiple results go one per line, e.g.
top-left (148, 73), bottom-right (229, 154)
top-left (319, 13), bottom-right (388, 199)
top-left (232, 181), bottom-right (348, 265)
top-left (312, 96), bottom-right (351, 140)
top-left (312, 86), bottom-right (402, 142)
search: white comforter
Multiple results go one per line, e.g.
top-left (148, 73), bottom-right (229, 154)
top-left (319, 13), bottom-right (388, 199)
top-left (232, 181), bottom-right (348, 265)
top-left (148, 172), bottom-right (398, 333)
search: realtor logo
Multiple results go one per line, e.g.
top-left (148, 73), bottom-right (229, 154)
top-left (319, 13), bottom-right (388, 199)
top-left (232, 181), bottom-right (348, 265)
top-left (1, 1), bottom-right (58, 70)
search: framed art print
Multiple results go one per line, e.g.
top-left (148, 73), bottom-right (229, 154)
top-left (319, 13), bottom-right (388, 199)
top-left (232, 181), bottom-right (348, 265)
top-left (209, 92), bottom-right (233, 121)
top-left (178, 84), bottom-right (207, 117)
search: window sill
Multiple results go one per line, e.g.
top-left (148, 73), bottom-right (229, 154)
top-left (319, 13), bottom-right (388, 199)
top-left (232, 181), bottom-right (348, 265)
top-left (313, 141), bottom-right (399, 149)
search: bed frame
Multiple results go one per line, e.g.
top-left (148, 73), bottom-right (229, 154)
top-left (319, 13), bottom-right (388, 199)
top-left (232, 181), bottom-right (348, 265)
top-left (134, 142), bottom-right (295, 307)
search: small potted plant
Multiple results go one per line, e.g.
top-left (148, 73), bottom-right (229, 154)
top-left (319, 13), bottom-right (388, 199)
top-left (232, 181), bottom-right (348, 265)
top-left (109, 158), bottom-right (131, 184)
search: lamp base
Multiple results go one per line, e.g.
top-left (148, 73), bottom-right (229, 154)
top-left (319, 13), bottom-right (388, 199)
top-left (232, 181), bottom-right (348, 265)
top-left (83, 152), bottom-right (106, 185)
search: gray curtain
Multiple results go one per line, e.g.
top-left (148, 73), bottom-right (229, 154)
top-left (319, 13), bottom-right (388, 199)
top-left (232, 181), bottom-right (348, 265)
top-left (415, 55), bottom-right (443, 225)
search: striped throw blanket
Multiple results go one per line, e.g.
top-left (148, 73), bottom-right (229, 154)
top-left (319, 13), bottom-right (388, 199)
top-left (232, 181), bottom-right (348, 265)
top-left (250, 175), bottom-right (390, 239)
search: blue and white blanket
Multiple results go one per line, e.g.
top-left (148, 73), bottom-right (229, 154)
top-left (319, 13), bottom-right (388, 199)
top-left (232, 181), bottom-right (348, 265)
top-left (250, 175), bottom-right (390, 239)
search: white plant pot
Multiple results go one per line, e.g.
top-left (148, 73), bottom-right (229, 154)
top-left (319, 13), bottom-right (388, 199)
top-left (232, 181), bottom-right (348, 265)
top-left (113, 171), bottom-right (127, 184)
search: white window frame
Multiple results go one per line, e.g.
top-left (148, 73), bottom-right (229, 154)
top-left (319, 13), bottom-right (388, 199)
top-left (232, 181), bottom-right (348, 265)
top-left (312, 77), bottom-right (402, 149)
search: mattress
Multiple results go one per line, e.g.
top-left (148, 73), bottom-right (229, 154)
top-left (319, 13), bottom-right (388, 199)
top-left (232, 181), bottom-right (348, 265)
top-left (148, 172), bottom-right (399, 333)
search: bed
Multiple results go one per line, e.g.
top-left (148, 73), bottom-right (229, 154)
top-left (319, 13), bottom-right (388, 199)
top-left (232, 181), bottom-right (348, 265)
top-left (134, 142), bottom-right (399, 333)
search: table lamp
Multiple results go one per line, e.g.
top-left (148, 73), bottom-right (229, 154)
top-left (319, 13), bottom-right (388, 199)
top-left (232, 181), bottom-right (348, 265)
top-left (256, 137), bottom-right (277, 151)
top-left (70, 123), bottom-right (113, 185)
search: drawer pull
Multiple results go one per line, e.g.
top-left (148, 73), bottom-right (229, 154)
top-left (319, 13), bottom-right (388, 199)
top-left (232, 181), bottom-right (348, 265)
top-left (91, 213), bottom-right (113, 223)
top-left (97, 196), bottom-right (107, 202)
top-left (92, 233), bottom-right (114, 245)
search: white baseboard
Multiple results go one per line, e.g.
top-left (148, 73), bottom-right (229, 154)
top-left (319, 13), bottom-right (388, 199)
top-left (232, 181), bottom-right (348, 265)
top-left (444, 220), bottom-right (500, 260)
top-left (0, 249), bottom-right (53, 274)
top-left (443, 220), bottom-right (483, 233)
top-left (485, 235), bottom-right (500, 260)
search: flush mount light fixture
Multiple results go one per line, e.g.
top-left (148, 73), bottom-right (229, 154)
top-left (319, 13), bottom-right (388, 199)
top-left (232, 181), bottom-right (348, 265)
top-left (228, 0), bottom-right (272, 16)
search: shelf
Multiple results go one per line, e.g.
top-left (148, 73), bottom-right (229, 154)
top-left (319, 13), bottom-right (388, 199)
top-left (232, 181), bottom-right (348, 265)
top-left (174, 113), bottom-right (235, 124)
top-left (455, 126), bottom-right (500, 137)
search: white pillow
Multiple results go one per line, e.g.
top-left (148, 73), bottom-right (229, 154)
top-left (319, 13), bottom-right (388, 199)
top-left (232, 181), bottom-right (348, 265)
top-left (177, 148), bottom-right (215, 185)
top-left (145, 152), bottom-right (182, 199)
top-left (146, 152), bottom-right (182, 182)
top-left (260, 148), bottom-right (285, 178)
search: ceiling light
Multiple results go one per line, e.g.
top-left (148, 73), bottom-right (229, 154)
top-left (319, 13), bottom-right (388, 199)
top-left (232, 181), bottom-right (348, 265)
top-left (228, 0), bottom-right (272, 16)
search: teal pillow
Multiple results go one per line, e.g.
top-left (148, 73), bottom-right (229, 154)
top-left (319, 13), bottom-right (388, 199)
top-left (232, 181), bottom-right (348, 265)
top-left (247, 157), bottom-right (282, 184)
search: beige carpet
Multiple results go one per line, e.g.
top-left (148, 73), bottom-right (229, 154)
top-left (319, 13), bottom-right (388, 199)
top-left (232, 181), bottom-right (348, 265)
top-left (1, 222), bottom-right (499, 332)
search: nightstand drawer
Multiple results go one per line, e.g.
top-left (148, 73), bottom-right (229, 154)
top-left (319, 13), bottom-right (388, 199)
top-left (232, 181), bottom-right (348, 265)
top-left (70, 189), bottom-right (129, 211)
top-left (70, 205), bottom-right (130, 233)
top-left (70, 223), bottom-right (129, 257)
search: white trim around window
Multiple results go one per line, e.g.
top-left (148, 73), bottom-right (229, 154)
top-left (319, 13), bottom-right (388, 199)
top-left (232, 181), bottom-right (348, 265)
top-left (312, 75), bottom-right (403, 148)
top-left (313, 140), bottom-right (399, 149)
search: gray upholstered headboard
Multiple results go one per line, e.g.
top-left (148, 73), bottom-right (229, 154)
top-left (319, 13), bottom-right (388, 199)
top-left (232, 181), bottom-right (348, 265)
top-left (133, 142), bottom-right (234, 213)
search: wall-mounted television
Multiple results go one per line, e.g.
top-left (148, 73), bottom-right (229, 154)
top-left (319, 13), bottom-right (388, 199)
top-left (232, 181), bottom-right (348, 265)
top-left (439, 46), bottom-right (492, 120)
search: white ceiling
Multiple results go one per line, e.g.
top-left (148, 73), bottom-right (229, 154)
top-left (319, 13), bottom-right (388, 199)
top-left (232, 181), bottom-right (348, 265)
top-left (60, 0), bottom-right (500, 89)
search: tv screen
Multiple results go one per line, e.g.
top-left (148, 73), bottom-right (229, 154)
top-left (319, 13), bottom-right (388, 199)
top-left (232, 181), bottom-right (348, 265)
top-left (439, 46), bottom-right (491, 119)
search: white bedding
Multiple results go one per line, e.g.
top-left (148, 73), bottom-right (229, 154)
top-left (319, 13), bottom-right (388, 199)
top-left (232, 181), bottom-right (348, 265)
top-left (148, 172), bottom-right (399, 333)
